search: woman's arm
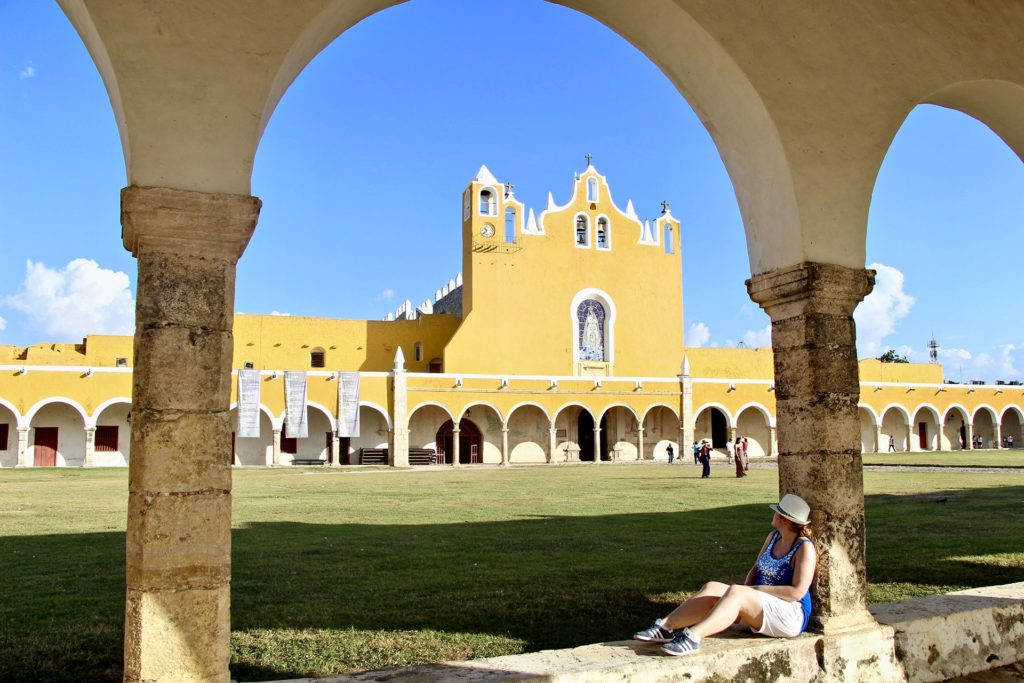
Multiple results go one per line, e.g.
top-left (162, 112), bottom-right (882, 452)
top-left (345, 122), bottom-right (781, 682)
top-left (744, 532), bottom-right (775, 585)
top-left (754, 540), bottom-right (817, 601)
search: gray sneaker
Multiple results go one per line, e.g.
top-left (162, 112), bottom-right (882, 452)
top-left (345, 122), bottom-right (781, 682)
top-left (633, 620), bottom-right (674, 643)
top-left (660, 628), bottom-right (701, 656)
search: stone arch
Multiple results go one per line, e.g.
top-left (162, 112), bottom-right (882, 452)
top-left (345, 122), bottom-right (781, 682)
top-left (455, 402), bottom-right (503, 463)
top-left (643, 404), bottom-right (681, 462)
top-left (0, 399), bottom-right (22, 468)
top-left (599, 404), bottom-right (642, 462)
top-left (409, 403), bottom-right (455, 463)
top-left (910, 404), bottom-right (941, 451)
top-left (1000, 405), bottom-right (1023, 448)
top-left (693, 403), bottom-right (733, 453)
top-left (972, 405), bottom-right (999, 449)
top-left (923, 80), bottom-right (1024, 166)
top-left (941, 404), bottom-right (970, 451)
top-left (27, 399), bottom-right (88, 467)
top-left (228, 404), bottom-right (275, 466)
top-left (552, 402), bottom-right (593, 462)
top-left (506, 403), bottom-right (550, 464)
top-left (880, 404), bottom-right (910, 452)
top-left (345, 403), bottom-right (392, 465)
top-left (858, 405), bottom-right (878, 453)
top-left (640, 403), bottom-right (680, 423)
top-left (456, 401), bottom-right (504, 425)
top-left (92, 398), bottom-right (132, 466)
top-left (735, 403), bottom-right (773, 457)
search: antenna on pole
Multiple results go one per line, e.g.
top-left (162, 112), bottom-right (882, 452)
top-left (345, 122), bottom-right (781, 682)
top-left (928, 335), bottom-right (939, 363)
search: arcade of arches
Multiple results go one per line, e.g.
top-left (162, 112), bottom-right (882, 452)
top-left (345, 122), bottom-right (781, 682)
top-left (21, 2), bottom-right (1024, 680)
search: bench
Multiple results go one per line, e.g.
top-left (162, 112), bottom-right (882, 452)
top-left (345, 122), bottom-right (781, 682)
top-left (291, 458), bottom-right (326, 466)
top-left (360, 448), bottom-right (388, 465)
top-left (409, 448), bottom-right (437, 466)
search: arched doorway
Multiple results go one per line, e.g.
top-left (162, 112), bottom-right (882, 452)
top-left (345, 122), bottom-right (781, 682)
top-left (942, 407), bottom-right (969, 451)
top-left (858, 407), bottom-right (878, 453)
top-left (694, 406), bottom-right (729, 450)
top-left (736, 405), bottom-right (772, 457)
top-left (436, 418), bottom-right (482, 465)
top-left (0, 402), bottom-right (20, 468)
top-left (911, 407), bottom-right (940, 451)
top-left (1002, 407), bottom-right (1023, 449)
top-left (881, 406), bottom-right (910, 452)
top-left (973, 408), bottom-right (997, 449)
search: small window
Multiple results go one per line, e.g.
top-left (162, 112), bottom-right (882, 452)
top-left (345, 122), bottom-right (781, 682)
top-left (243, 361), bottom-right (254, 369)
top-left (0, 423), bottom-right (9, 451)
top-left (587, 178), bottom-right (598, 201)
top-left (414, 343), bottom-right (423, 362)
top-left (115, 357), bottom-right (128, 368)
top-left (479, 188), bottom-right (497, 216)
top-left (597, 218), bottom-right (609, 249)
top-left (96, 425), bottom-right (118, 452)
top-left (664, 224), bottom-right (674, 254)
top-left (428, 358), bottom-right (443, 373)
top-left (310, 348), bottom-right (326, 368)
top-left (575, 215), bottom-right (589, 246)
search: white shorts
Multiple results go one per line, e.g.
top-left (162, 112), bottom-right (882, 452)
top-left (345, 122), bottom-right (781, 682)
top-left (752, 592), bottom-right (805, 638)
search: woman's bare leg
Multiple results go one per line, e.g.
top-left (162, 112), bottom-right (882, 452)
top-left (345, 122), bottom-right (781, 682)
top-left (661, 581), bottom-right (729, 630)
top-left (687, 584), bottom-right (764, 638)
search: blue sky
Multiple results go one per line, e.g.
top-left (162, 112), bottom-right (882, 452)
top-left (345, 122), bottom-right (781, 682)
top-left (2, 1), bottom-right (1022, 382)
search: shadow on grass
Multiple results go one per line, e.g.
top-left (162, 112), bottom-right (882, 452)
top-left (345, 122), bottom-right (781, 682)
top-left (2, 487), bottom-right (1023, 681)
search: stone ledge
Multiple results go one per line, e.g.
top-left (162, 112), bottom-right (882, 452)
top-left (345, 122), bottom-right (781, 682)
top-left (871, 582), bottom-right (1024, 683)
top-left (259, 583), bottom-right (1024, 683)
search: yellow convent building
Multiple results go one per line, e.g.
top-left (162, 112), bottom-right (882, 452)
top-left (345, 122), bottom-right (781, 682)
top-left (1, 165), bottom-right (1021, 468)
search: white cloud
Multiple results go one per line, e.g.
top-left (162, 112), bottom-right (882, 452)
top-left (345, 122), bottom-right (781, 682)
top-left (854, 263), bottom-right (915, 357)
top-left (741, 323), bottom-right (772, 348)
top-left (19, 65), bottom-right (36, 79)
top-left (375, 288), bottom-right (396, 301)
top-left (270, 311), bottom-right (291, 316)
top-left (1, 259), bottom-right (134, 339)
top-left (939, 347), bottom-right (973, 361)
top-left (686, 322), bottom-right (710, 347)
top-left (998, 344), bottom-right (1020, 377)
top-left (0, 315), bottom-right (6, 331)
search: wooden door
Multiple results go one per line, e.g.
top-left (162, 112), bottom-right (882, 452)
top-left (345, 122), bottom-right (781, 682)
top-left (918, 422), bottom-right (928, 450)
top-left (34, 427), bottom-right (58, 467)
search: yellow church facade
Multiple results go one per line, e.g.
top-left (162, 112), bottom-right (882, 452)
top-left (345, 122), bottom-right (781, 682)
top-left (1, 165), bottom-right (1021, 468)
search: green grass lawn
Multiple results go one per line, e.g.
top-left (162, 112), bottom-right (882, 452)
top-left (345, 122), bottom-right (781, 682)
top-left (863, 450), bottom-right (1024, 467)
top-left (1, 460), bottom-right (1022, 681)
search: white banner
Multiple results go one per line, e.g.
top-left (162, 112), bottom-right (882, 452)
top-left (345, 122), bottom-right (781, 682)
top-left (236, 369), bottom-right (261, 438)
top-left (338, 372), bottom-right (361, 438)
top-left (284, 371), bottom-right (308, 439)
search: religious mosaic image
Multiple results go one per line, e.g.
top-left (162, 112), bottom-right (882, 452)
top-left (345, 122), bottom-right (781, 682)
top-left (577, 299), bottom-right (606, 361)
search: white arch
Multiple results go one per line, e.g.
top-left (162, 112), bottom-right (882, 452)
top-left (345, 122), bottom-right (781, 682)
top-left (90, 396), bottom-right (132, 428)
top-left (857, 403), bottom-right (879, 427)
top-left (359, 400), bottom-right (393, 430)
top-left (0, 397), bottom-right (23, 426)
top-left (735, 401), bottom-right (776, 428)
top-left (457, 400), bottom-right (504, 423)
top-left (1000, 404), bottom-right (1024, 422)
top-left (409, 401), bottom-right (455, 423)
top-left (942, 403), bottom-right (970, 422)
top-left (573, 211), bottom-right (591, 248)
top-left (570, 287), bottom-right (617, 364)
top-left (597, 403), bottom-right (640, 423)
top-left (506, 401), bottom-right (551, 424)
top-left (305, 400), bottom-right (335, 425)
top-left (229, 402), bottom-right (277, 431)
top-left (595, 213), bottom-right (612, 250)
top-left (24, 396), bottom-right (89, 428)
top-left (972, 404), bottom-right (999, 423)
top-left (553, 401), bottom-right (596, 421)
top-left (478, 185), bottom-right (498, 216)
top-left (640, 402), bottom-right (680, 422)
top-left (911, 403), bottom-right (942, 423)
top-left (692, 402), bottom-right (735, 428)
top-left (879, 403), bottom-right (912, 425)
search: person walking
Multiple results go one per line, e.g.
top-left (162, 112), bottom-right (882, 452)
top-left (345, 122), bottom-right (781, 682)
top-left (693, 441), bottom-right (701, 464)
top-left (667, 443), bottom-right (675, 464)
top-left (726, 439), bottom-right (734, 464)
top-left (699, 440), bottom-right (711, 478)
top-left (742, 437), bottom-right (750, 474)
top-left (734, 437), bottom-right (745, 478)
top-left (888, 435), bottom-right (896, 452)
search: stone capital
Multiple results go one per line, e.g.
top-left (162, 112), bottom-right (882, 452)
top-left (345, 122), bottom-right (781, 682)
top-left (121, 185), bottom-right (261, 262)
top-left (746, 261), bottom-right (875, 321)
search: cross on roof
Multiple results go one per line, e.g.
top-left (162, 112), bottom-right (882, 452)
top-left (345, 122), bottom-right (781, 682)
top-left (585, 153), bottom-right (593, 167)
top-left (661, 200), bottom-right (670, 214)
top-left (504, 182), bottom-right (514, 197)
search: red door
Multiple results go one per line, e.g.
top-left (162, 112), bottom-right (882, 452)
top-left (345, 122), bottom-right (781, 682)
top-left (918, 422), bottom-right (928, 450)
top-left (34, 427), bottom-right (58, 467)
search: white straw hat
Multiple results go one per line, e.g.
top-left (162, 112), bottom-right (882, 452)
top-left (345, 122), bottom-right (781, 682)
top-left (770, 493), bottom-right (811, 526)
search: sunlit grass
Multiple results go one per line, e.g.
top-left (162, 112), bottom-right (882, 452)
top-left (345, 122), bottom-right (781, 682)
top-left (1, 461), bottom-right (1021, 681)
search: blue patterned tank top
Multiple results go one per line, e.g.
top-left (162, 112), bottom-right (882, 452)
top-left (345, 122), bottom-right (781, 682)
top-left (753, 530), bottom-right (813, 632)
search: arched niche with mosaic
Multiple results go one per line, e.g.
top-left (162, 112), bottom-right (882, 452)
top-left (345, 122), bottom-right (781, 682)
top-left (577, 299), bottom-right (607, 362)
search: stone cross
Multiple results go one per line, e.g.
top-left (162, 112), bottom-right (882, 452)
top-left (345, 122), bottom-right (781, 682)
top-left (585, 153), bottom-right (593, 166)
top-left (504, 182), bottom-right (514, 197)
top-left (661, 200), bottom-right (670, 214)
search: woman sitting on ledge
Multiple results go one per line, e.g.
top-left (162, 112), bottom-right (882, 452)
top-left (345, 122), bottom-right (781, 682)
top-left (634, 493), bottom-right (816, 656)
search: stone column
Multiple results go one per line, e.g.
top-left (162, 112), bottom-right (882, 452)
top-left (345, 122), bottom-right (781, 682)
top-left (16, 427), bottom-right (30, 467)
top-left (680, 358), bottom-right (694, 460)
top-left (84, 427), bottom-right (96, 467)
top-left (994, 423), bottom-right (1003, 449)
top-left (451, 427), bottom-right (461, 466)
top-left (389, 349), bottom-right (409, 467)
top-left (593, 426), bottom-right (602, 462)
top-left (330, 432), bottom-right (342, 466)
top-left (747, 261), bottom-right (875, 633)
top-left (905, 422), bottom-right (913, 451)
top-left (121, 185), bottom-right (260, 683)
top-left (501, 426), bottom-right (509, 466)
top-left (769, 426), bottom-right (778, 457)
top-left (272, 428), bottom-right (283, 466)
top-left (874, 426), bottom-right (884, 454)
top-left (966, 422), bottom-right (974, 450)
top-left (728, 426), bottom-right (737, 448)
top-left (637, 426), bottom-right (645, 462)
top-left (548, 422), bottom-right (557, 464)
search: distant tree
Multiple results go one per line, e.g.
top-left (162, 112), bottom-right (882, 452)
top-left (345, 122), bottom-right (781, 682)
top-left (878, 349), bottom-right (909, 363)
